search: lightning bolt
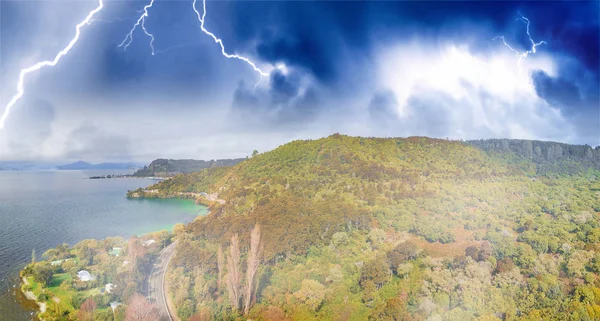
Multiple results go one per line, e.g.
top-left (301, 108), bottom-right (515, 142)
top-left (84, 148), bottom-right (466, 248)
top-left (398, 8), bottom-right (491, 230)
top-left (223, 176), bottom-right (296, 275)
top-left (0, 0), bottom-right (104, 130)
top-left (118, 0), bottom-right (156, 55)
top-left (192, 0), bottom-right (269, 83)
top-left (495, 13), bottom-right (546, 66)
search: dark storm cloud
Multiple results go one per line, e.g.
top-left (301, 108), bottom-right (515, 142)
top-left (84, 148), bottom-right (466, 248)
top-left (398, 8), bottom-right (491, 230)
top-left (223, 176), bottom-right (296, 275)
top-left (269, 70), bottom-right (300, 104)
top-left (231, 70), bottom-right (320, 126)
top-left (533, 71), bottom-right (584, 112)
top-left (1, 0), bottom-right (599, 161)
top-left (368, 90), bottom-right (399, 134)
top-left (525, 1), bottom-right (600, 72)
top-left (533, 63), bottom-right (600, 143)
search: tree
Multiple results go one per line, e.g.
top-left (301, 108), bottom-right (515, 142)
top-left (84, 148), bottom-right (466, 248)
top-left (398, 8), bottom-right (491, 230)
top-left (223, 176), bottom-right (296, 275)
top-left (217, 245), bottom-right (224, 290)
top-left (32, 263), bottom-right (54, 286)
top-left (244, 224), bottom-right (263, 315)
top-left (77, 298), bottom-right (97, 321)
top-left (125, 293), bottom-right (162, 321)
top-left (127, 237), bottom-right (146, 274)
top-left (294, 279), bottom-right (326, 311)
top-left (361, 256), bottom-right (392, 289)
top-left (226, 234), bottom-right (242, 311)
top-left (496, 258), bottom-right (515, 274)
top-left (567, 250), bottom-right (594, 278)
top-left (94, 309), bottom-right (115, 321)
top-left (465, 246), bottom-right (480, 261)
top-left (388, 241), bottom-right (418, 272)
top-left (252, 150), bottom-right (259, 157)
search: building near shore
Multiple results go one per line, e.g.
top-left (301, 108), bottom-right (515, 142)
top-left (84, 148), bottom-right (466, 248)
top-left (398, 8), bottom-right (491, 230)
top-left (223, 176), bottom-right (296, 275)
top-left (108, 247), bottom-right (122, 256)
top-left (77, 270), bottom-right (95, 282)
top-left (142, 239), bottom-right (156, 247)
top-left (50, 258), bottom-right (72, 266)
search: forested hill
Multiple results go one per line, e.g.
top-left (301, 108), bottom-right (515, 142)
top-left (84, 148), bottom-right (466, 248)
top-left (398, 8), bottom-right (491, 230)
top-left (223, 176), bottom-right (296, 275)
top-left (467, 138), bottom-right (600, 174)
top-left (131, 157), bottom-right (245, 177)
top-left (137, 135), bottom-right (600, 320)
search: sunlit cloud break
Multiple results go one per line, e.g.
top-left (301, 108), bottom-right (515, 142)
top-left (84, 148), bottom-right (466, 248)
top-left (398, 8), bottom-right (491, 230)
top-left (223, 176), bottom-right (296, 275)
top-left (117, 0), bottom-right (156, 55)
top-left (0, 0), bottom-right (104, 130)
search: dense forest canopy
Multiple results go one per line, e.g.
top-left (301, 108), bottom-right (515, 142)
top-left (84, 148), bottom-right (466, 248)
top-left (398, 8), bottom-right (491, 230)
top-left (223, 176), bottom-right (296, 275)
top-left (132, 158), bottom-right (246, 177)
top-left (132, 135), bottom-right (600, 319)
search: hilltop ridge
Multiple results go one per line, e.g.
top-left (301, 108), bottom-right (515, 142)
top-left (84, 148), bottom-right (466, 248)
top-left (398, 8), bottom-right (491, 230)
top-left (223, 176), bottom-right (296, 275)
top-left (125, 134), bottom-right (600, 320)
top-left (131, 158), bottom-right (245, 177)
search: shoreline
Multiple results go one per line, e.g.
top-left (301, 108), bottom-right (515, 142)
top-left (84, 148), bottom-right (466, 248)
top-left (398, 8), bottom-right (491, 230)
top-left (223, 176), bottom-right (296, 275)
top-left (21, 278), bottom-right (46, 315)
top-left (17, 197), bottom-right (209, 319)
top-left (88, 175), bottom-right (168, 180)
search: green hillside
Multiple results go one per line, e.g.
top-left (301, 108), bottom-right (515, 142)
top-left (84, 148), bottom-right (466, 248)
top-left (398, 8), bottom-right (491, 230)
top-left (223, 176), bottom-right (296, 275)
top-left (132, 158), bottom-right (245, 177)
top-left (139, 135), bottom-right (600, 320)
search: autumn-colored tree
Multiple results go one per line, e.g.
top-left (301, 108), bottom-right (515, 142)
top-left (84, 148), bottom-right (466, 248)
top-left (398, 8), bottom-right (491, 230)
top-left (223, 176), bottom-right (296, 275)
top-left (127, 236), bottom-right (146, 274)
top-left (361, 256), bottom-right (392, 289)
top-left (77, 298), bottom-right (96, 321)
top-left (294, 279), bottom-right (326, 311)
top-left (125, 293), bottom-right (162, 321)
top-left (465, 245), bottom-right (480, 261)
top-left (189, 307), bottom-right (211, 321)
top-left (244, 224), bottom-right (263, 315)
top-left (226, 234), bottom-right (242, 311)
top-left (217, 245), bottom-right (225, 290)
top-left (388, 241), bottom-right (418, 272)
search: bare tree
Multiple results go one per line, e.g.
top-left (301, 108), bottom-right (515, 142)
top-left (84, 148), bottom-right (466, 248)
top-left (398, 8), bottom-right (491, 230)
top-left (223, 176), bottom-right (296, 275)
top-left (217, 245), bottom-right (225, 290)
top-left (125, 293), bottom-right (162, 321)
top-left (226, 234), bottom-right (242, 311)
top-left (126, 237), bottom-right (147, 276)
top-left (77, 298), bottom-right (96, 321)
top-left (244, 224), bottom-right (263, 315)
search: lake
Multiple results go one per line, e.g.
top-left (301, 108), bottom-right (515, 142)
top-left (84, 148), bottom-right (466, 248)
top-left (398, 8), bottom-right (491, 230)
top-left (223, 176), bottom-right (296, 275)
top-left (0, 170), bottom-right (208, 320)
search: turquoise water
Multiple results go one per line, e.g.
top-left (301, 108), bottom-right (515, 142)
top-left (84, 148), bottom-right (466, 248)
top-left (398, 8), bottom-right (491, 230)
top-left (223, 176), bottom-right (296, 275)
top-left (0, 170), bottom-right (207, 319)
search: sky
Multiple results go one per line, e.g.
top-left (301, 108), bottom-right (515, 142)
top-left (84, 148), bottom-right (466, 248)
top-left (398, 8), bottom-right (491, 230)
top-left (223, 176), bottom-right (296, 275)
top-left (0, 0), bottom-right (598, 162)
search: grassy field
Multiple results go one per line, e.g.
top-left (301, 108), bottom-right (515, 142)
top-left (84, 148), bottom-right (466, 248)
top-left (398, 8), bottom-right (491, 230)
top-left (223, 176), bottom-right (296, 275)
top-left (46, 273), bottom-right (75, 314)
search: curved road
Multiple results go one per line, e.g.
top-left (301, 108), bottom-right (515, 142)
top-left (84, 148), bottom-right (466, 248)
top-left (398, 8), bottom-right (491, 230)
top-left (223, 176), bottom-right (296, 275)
top-left (148, 242), bottom-right (177, 321)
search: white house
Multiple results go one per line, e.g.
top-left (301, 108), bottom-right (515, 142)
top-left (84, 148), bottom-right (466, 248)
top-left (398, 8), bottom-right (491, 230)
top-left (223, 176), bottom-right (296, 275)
top-left (105, 283), bottom-right (115, 294)
top-left (77, 270), bottom-right (95, 282)
top-left (50, 258), bottom-right (72, 266)
top-left (142, 239), bottom-right (156, 247)
top-left (110, 301), bottom-right (121, 312)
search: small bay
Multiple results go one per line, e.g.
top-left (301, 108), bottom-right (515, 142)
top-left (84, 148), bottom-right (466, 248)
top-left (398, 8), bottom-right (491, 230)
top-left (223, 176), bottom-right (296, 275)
top-left (0, 170), bottom-right (207, 320)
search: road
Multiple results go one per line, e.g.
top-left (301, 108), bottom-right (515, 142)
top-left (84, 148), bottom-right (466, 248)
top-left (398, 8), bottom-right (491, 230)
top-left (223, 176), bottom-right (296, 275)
top-left (148, 242), bottom-right (177, 321)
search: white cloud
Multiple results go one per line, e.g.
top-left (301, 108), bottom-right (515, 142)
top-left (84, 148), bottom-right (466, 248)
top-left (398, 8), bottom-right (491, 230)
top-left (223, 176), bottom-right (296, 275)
top-left (374, 41), bottom-right (573, 142)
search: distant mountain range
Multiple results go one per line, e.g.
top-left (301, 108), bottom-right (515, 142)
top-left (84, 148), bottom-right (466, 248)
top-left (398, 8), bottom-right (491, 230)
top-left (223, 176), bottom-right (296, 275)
top-left (0, 158), bottom-right (244, 173)
top-left (56, 161), bottom-right (144, 170)
top-left (132, 158), bottom-right (246, 177)
top-left (0, 161), bottom-right (61, 171)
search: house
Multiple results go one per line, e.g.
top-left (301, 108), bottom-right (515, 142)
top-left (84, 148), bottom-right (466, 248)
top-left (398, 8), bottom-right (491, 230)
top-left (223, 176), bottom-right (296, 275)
top-left (110, 301), bottom-right (121, 312)
top-left (77, 270), bottom-right (95, 282)
top-left (50, 258), bottom-right (72, 266)
top-left (142, 239), bottom-right (156, 247)
top-left (105, 283), bottom-right (115, 294)
top-left (108, 247), bottom-right (122, 256)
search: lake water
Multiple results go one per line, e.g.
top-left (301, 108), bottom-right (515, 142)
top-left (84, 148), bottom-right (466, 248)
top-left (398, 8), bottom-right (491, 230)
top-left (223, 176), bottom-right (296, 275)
top-left (0, 170), bottom-right (207, 320)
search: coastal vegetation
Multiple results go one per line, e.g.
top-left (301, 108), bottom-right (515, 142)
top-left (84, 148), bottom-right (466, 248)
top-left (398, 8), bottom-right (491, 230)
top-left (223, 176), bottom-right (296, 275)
top-left (132, 158), bottom-right (245, 177)
top-left (20, 232), bottom-right (171, 320)
top-left (147, 135), bottom-right (600, 320)
top-left (22, 135), bottom-right (600, 320)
